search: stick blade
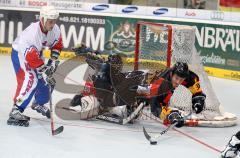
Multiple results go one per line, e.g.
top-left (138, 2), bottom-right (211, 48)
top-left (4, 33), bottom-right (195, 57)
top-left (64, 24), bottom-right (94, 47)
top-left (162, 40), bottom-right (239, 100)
top-left (143, 126), bottom-right (151, 140)
top-left (143, 126), bottom-right (157, 145)
top-left (52, 126), bottom-right (64, 136)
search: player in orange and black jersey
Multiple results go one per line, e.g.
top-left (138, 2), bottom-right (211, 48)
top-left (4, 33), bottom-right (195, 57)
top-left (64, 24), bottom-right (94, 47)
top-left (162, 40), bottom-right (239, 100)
top-left (136, 62), bottom-right (206, 128)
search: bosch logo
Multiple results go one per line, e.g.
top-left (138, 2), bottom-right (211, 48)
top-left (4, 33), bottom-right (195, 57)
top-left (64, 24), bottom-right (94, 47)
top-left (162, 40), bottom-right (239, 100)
top-left (92, 4), bottom-right (109, 11)
top-left (122, 6), bottom-right (138, 13)
top-left (153, 8), bottom-right (168, 15)
top-left (210, 11), bottom-right (224, 21)
top-left (28, 0), bottom-right (47, 7)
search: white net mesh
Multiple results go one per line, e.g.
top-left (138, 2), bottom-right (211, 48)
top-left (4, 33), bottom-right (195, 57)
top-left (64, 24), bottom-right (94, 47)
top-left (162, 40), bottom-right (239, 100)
top-left (136, 22), bottom-right (237, 125)
top-left (137, 24), bottom-right (169, 71)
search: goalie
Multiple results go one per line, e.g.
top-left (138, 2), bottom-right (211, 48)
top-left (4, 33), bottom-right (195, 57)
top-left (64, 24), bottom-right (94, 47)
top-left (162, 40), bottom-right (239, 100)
top-left (134, 62), bottom-right (206, 128)
top-left (69, 44), bottom-right (144, 121)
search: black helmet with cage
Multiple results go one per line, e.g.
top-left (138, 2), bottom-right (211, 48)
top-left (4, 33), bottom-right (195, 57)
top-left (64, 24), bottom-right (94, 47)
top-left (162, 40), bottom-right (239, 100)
top-left (172, 62), bottom-right (189, 78)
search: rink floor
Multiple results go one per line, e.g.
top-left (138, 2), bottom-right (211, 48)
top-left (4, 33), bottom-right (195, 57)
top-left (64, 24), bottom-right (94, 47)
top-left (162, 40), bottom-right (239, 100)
top-left (0, 55), bottom-right (239, 158)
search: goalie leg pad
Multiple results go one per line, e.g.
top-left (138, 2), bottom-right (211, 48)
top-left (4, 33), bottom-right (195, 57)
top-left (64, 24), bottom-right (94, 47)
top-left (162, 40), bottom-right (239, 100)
top-left (76, 96), bottom-right (101, 119)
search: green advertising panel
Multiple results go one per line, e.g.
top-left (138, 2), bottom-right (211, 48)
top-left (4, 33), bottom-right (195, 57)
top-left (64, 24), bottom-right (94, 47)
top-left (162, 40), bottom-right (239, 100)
top-left (105, 17), bottom-right (138, 56)
top-left (105, 17), bottom-right (240, 72)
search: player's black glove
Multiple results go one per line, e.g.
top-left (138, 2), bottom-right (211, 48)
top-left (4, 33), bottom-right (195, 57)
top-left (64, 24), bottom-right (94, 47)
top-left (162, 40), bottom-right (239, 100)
top-left (36, 62), bottom-right (58, 87)
top-left (192, 93), bottom-right (206, 114)
top-left (45, 59), bottom-right (60, 77)
top-left (45, 75), bottom-right (56, 87)
top-left (167, 110), bottom-right (184, 128)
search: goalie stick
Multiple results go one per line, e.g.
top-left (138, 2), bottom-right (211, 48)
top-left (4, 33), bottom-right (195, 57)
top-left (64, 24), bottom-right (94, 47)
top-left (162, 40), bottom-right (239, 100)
top-left (143, 112), bottom-right (192, 145)
top-left (58, 102), bottom-right (144, 125)
top-left (96, 114), bottom-right (123, 124)
top-left (120, 102), bottom-right (144, 125)
top-left (56, 106), bottom-right (122, 124)
top-left (97, 102), bottom-right (144, 125)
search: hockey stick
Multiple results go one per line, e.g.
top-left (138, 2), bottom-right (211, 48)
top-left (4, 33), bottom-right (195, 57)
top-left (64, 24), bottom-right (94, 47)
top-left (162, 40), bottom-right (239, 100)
top-left (142, 112), bottom-right (192, 145)
top-left (49, 85), bottom-right (64, 136)
top-left (57, 105), bottom-right (124, 124)
top-left (143, 122), bottom-right (178, 145)
top-left (97, 114), bottom-right (123, 124)
top-left (95, 102), bottom-right (143, 125)
top-left (55, 97), bottom-right (144, 125)
top-left (96, 102), bottom-right (144, 125)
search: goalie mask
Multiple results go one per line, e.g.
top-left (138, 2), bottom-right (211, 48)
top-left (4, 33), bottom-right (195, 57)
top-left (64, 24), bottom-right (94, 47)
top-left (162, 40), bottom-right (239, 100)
top-left (108, 54), bottom-right (123, 71)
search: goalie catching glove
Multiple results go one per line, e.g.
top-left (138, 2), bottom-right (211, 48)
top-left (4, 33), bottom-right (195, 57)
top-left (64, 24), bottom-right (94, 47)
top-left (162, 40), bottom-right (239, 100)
top-left (192, 93), bottom-right (206, 114)
top-left (72, 43), bottom-right (101, 56)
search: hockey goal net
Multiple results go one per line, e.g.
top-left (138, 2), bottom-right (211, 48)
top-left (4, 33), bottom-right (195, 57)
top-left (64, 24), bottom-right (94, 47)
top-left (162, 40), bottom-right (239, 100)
top-left (134, 21), bottom-right (237, 127)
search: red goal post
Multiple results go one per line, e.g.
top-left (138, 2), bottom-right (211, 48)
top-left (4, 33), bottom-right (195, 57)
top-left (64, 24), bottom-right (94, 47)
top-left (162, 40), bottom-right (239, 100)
top-left (134, 21), bottom-right (173, 70)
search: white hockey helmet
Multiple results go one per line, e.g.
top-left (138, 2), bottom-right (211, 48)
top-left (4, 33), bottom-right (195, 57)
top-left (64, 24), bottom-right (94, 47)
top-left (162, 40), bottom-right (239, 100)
top-left (40, 5), bottom-right (59, 25)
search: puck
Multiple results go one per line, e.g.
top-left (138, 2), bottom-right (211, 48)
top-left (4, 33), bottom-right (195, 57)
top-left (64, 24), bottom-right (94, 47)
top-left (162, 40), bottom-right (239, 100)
top-left (150, 141), bottom-right (157, 145)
